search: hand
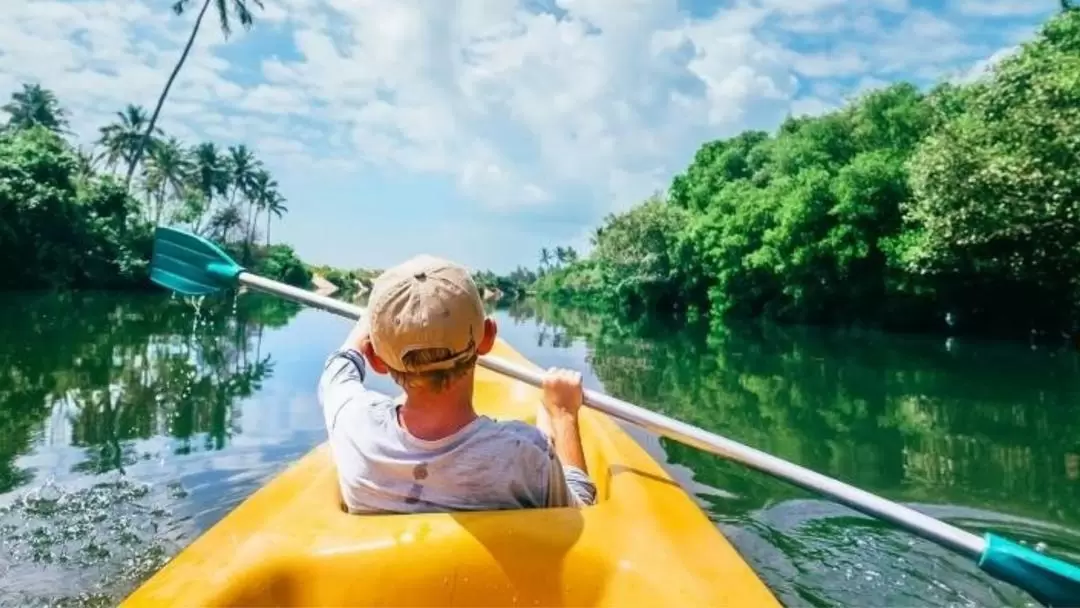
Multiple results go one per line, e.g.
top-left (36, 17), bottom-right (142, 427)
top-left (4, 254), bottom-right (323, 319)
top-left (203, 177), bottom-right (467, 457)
top-left (343, 318), bottom-right (371, 353)
top-left (541, 367), bottom-right (584, 420)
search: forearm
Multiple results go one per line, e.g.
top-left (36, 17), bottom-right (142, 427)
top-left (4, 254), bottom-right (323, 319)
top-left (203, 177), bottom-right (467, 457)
top-left (549, 413), bottom-right (587, 474)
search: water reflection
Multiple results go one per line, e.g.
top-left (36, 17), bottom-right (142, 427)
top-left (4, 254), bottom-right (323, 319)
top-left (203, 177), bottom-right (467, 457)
top-left (0, 292), bottom-right (299, 488)
top-left (507, 299), bottom-right (1080, 606)
top-left (0, 291), bottom-right (302, 606)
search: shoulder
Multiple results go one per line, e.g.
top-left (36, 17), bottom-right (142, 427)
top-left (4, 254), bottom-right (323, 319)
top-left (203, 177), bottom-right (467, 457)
top-left (470, 418), bottom-right (556, 467)
top-left (485, 418), bottom-right (551, 450)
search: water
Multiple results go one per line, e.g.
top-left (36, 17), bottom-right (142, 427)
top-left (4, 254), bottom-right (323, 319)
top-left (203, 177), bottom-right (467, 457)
top-left (1, 292), bottom-right (1078, 606)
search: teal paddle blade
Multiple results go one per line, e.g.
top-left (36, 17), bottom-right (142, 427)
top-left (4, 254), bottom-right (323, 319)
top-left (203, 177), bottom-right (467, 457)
top-left (979, 533), bottom-right (1080, 607)
top-left (149, 227), bottom-right (245, 296)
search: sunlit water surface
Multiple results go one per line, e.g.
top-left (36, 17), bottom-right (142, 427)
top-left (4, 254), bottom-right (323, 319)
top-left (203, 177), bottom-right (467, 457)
top-left (1, 292), bottom-right (1077, 607)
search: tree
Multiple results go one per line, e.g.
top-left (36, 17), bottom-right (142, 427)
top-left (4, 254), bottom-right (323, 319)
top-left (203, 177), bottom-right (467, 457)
top-left (98, 105), bottom-right (160, 173)
top-left (554, 246), bottom-right (568, 266)
top-left (244, 166), bottom-right (276, 252)
top-left (0, 82), bottom-right (308, 292)
top-left (1, 83), bottom-right (68, 133)
top-left (208, 204), bottom-right (244, 243)
top-left (0, 126), bottom-right (150, 289)
top-left (224, 145), bottom-right (263, 259)
top-left (263, 191), bottom-right (287, 246)
top-left (187, 142), bottom-right (229, 233)
top-left (124, 0), bottom-right (264, 190)
top-left (143, 136), bottom-right (193, 224)
top-left (74, 146), bottom-right (98, 180)
top-left (899, 7), bottom-right (1080, 331)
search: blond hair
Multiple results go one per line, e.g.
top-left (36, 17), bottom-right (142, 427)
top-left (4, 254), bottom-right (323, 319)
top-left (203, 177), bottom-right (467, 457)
top-left (389, 348), bottom-right (478, 393)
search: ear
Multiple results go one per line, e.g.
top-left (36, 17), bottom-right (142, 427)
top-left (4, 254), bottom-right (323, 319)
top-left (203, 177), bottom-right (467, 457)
top-left (361, 341), bottom-right (390, 375)
top-left (477, 318), bottom-right (498, 355)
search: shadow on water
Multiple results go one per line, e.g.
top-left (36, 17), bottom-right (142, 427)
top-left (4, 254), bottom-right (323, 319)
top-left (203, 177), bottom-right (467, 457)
top-left (0, 291), bottom-right (304, 607)
top-left (505, 299), bottom-right (1080, 607)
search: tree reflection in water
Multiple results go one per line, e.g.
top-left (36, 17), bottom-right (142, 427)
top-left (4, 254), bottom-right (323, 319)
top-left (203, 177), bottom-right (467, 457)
top-left (507, 298), bottom-right (1080, 606)
top-left (0, 291), bottom-right (299, 492)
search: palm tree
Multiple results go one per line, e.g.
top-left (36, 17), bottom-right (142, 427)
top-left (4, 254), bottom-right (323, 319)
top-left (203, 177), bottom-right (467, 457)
top-left (74, 146), bottom-right (98, 180)
top-left (554, 246), bottom-right (568, 266)
top-left (98, 105), bottom-right (160, 174)
top-left (540, 248), bottom-right (552, 269)
top-left (1, 83), bottom-right (68, 132)
top-left (225, 145), bottom-right (261, 248)
top-left (208, 204), bottom-right (244, 243)
top-left (245, 168), bottom-right (276, 249)
top-left (125, 0), bottom-right (264, 191)
top-left (564, 247), bottom-right (579, 263)
top-left (263, 191), bottom-right (287, 246)
top-left (188, 142), bottom-right (229, 233)
top-left (143, 137), bottom-right (193, 224)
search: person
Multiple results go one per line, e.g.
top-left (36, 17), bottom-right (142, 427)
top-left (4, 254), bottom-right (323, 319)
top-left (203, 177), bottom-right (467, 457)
top-left (317, 254), bottom-right (597, 514)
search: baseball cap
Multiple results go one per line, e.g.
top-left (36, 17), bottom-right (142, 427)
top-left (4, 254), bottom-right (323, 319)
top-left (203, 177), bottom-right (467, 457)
top-left (367, 254), bottom-right (486, 373)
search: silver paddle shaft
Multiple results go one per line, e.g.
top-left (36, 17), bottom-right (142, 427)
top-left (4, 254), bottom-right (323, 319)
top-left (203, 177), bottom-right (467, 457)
top-left (238, 271), bottom-right (987, 560)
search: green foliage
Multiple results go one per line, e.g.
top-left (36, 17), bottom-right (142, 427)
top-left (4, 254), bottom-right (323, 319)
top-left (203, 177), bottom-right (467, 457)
top-left (0, 126), bottom-right (151, 289)
top-left (244, 243), bottom-right (312, 289)
top-left (537, 196), bottom-right (694, 316)
top-left (539, 9), bottom-right (1080, 338)
top-left (473, 266), bottom-right (538, 305)
top-left (898, 10), bottom-right (1080, 331)
top-left (0, 83), bottom-right (302, 290)
top-left (1, 83), bottom-right (68, 133)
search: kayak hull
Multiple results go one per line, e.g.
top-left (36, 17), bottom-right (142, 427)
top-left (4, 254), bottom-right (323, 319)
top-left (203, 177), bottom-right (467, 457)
top-left (122, 338), bottom-right (779, 607)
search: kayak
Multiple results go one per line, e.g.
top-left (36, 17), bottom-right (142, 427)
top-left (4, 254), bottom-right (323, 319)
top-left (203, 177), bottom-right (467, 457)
top-left (121, 337), bottom-right (780, 607)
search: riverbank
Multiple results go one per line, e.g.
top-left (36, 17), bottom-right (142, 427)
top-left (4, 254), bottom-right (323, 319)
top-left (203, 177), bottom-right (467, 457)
top-left (532, 8), bottom-right (1080, 343)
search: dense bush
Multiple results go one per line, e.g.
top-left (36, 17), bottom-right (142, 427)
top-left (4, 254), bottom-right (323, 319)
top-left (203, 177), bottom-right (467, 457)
top-left (0, 126), bottom-right (151, 289)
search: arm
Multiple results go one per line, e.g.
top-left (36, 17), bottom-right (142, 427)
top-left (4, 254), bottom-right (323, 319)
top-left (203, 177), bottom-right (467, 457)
top-left (538, 368), bottom-right (596, 506)
top-left (317, 320), bottom-right (388, 432)
top-left (536, 400), bottom-right (587, 473)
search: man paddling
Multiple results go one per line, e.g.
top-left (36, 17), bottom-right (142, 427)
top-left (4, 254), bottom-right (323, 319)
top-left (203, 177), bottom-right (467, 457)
top-left (317, 254), bottom-right (597, 513)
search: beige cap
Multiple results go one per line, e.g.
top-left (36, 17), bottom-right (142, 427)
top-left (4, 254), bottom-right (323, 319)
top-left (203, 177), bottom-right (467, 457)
top-left (368, 254), bottom-right (485, 373)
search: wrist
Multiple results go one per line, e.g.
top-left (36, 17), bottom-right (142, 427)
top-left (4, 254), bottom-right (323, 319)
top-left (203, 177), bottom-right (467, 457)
top-left (550, 410), bottom-right (580, 427)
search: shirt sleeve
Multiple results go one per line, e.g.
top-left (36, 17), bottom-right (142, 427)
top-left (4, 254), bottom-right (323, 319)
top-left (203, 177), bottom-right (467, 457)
top-left (317, 348), bottom-right (390, 432)
top-left (544, 451), bottom-right (598, 507)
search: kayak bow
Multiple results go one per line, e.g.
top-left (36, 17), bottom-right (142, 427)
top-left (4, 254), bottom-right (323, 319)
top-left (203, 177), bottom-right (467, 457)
top-left (122, 336), bottom-right (778, 606)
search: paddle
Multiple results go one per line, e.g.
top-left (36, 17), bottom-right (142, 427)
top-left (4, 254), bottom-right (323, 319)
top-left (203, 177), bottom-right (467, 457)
top-left (149, 226), bottom-right (1080, 607)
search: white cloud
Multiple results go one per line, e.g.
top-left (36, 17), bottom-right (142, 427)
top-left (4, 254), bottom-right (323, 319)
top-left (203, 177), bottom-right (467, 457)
top-left (0, 0), bottom-right (1059, 262)
top-left (955, 0), bottom-right (1057, 17)
top-left (790, 97), bottom-right (837, 117)
top-left (787, 49), bottom-right (868, 78)
top-left (950, 45), bottom-right (1020, 83)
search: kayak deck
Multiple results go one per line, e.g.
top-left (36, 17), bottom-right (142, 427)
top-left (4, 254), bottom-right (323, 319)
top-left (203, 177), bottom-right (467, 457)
top-left (122, 338), bottom-right (778, 607)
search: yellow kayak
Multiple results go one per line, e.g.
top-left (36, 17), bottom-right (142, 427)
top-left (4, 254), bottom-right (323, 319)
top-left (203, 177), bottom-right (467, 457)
top-left (122, 338), bottom-right (779, 607)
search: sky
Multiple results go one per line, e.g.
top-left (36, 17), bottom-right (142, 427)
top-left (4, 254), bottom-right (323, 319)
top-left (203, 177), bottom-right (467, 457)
top-left (0, 0), bottom-right (1060, 273)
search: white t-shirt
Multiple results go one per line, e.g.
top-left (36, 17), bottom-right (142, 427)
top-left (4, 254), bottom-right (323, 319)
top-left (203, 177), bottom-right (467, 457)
top-left (317, 349), bottom-right (597, 514)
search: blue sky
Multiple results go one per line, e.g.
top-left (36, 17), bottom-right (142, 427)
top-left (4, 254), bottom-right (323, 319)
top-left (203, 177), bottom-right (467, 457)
top-left (0, 0), bottom-right (1058, 272)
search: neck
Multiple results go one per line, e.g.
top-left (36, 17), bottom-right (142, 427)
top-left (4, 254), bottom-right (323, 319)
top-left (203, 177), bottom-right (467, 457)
top-left (399, 379), bottom-right (478, 441)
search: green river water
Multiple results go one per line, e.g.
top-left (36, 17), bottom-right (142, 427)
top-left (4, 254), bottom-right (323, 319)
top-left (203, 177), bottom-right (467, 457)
top-left (1, 291), bottom-right (1078, 607)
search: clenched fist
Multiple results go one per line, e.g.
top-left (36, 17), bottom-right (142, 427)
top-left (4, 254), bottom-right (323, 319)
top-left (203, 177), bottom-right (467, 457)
top-left (541, 367), bottom-right (584, 420)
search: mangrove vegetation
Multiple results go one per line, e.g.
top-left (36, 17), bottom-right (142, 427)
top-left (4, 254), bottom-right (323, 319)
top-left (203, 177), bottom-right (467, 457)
top-left (535, 6), bottom-right (1080, 340)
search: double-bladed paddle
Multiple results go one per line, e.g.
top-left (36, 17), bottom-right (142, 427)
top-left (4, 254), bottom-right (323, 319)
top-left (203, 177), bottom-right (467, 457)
top-left (149, 226), bottom-right (1080, 607)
